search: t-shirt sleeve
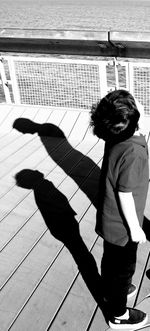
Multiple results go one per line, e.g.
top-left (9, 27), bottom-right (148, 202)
top-left (117, 153), bottom-right (142, 192)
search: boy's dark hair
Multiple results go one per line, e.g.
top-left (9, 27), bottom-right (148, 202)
top-left (90, 89), bottom-right (140, 142)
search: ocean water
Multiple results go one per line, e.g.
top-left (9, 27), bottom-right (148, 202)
top-left (0, 0), bottom-right (150, 32)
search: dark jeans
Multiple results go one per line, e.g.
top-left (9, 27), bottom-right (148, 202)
top-left (101, 240), bottom-right (138, 317)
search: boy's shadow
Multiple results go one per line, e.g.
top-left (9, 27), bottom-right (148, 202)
top-left (15, 169), bottom-right (106, 315)
top-left (13, 118), bottom-right (102, 208)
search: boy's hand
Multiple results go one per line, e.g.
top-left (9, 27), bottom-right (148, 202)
top-left (130, 226), bottom-right (147, 244)
top-left (118, 191), bottom-right (147, 245)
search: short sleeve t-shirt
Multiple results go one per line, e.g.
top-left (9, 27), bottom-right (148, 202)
top-left (95, 134), bottom-right (149, 246)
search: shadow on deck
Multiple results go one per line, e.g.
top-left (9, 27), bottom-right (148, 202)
top-left (0, 104), bottom-right (149, 331)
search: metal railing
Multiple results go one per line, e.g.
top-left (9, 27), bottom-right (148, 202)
top-left (0, 29), bottom-right (150, 116)
top-left (0, 56), bottom-right (108, 110)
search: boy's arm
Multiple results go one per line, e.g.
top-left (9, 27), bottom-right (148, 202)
top-left (118, 191), bottom-right (146, 244)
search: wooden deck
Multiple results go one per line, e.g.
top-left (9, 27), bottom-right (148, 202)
top-left (0, 104), bottom-right (149, 331)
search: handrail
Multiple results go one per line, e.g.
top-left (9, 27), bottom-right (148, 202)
top-left (0, 29), bottom-right (150, 58)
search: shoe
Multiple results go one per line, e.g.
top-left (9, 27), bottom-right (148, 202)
top-left (108, 307), bottom-right (148, 330)
top-left (127, 284), bottom-right (137, 299)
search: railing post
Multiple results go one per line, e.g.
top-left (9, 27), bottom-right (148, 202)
top-left (98, 61), bottom-right (108, 98)
top-left (114, 60), bottom-right (130, 91)
top-left (125, 62), bottom-right (130, 91)
top-left (114, 58), bottom-right (119, 90)
top-left (7, 57), bottom-right (21, 104)
top-left (128, 62), bottom-right (134, 95)
top-left (0, 57), bottom-right (11, 104)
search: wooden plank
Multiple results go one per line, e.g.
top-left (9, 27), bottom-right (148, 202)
top-left (0, 107), bottom-right (53, 154)
top-left (0, 192), bottom-right (37, 250)
top-left (134, 249), bottom-right (150, 306)
top-left (48, 274), bottom-right (100, 331)
top-left (0, 142), bottom-right (103, 330)
top-left (0, 105), bottom-right (13, 126)
top-left (6, 247), bottom-right (77, 331)
top-left (132, 242), bottom-right (150, 305)
top-left (0, 135), bottom-right (43, 179)
top-left (0, 211), bottom-right (46, 286)
top-left (0, 231), bottom-right (63, 329)
top-left (0, 192), bottom-right (98, 326)
top-left (4, 207), bottom-right (102, 331)
top-left (0, 131), bottom-right (21, 150)
top-left (0, 171), bottom-right (97, 286)
top-left (0, 187), bottom-right (93, 293)
top-left (46, 108), bottom-right (67, 126)
top-left (0, 137), bottom-right (103, 260)
top-left (84, 126), bottom-right (99, 143)
top-left (0, 105), bottom-right (136, 331)
top-left (0, 106), bottom-right (25, 133)
top-left (68, 112), bottom-right (91, 142)
top-left (88, 308), bottom-right (109, 331)
top-left (39, 141), bottom-right (103, 217)
top-left (38, 137), bottom-right (103, 189)
top-left (18, 106), bottom-right (41, 121)
top-left (0, 106), bottom-right (99, 184)
top-left (13, 109), bottom-right (79, 140)
top-left (33, 107), bottom-right (52, 123)
top-left (0, 134), bottom-right (80, 205)
top-left (0, 143), bottom-right (47, 197)
top-left (0, 134), bottom-right (37, 162)
top-left (59, 110), bottom-right (81, 138)
top-left (0, 132), bottom-right (103, 252)
top-left (11, 170), bottom-right (104, 330)
top-left (84, 238), bottom-right (108, 331)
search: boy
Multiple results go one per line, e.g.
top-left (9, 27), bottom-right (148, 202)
top-left (90, 89), bottom-right (149, 329)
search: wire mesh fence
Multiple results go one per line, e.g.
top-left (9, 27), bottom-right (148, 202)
top-left (13, 59), bottom-right (102, 109)
top-left (0, 55), bottom-right (150, 115)
top-left (129, 63), bottom-right (150, 116)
